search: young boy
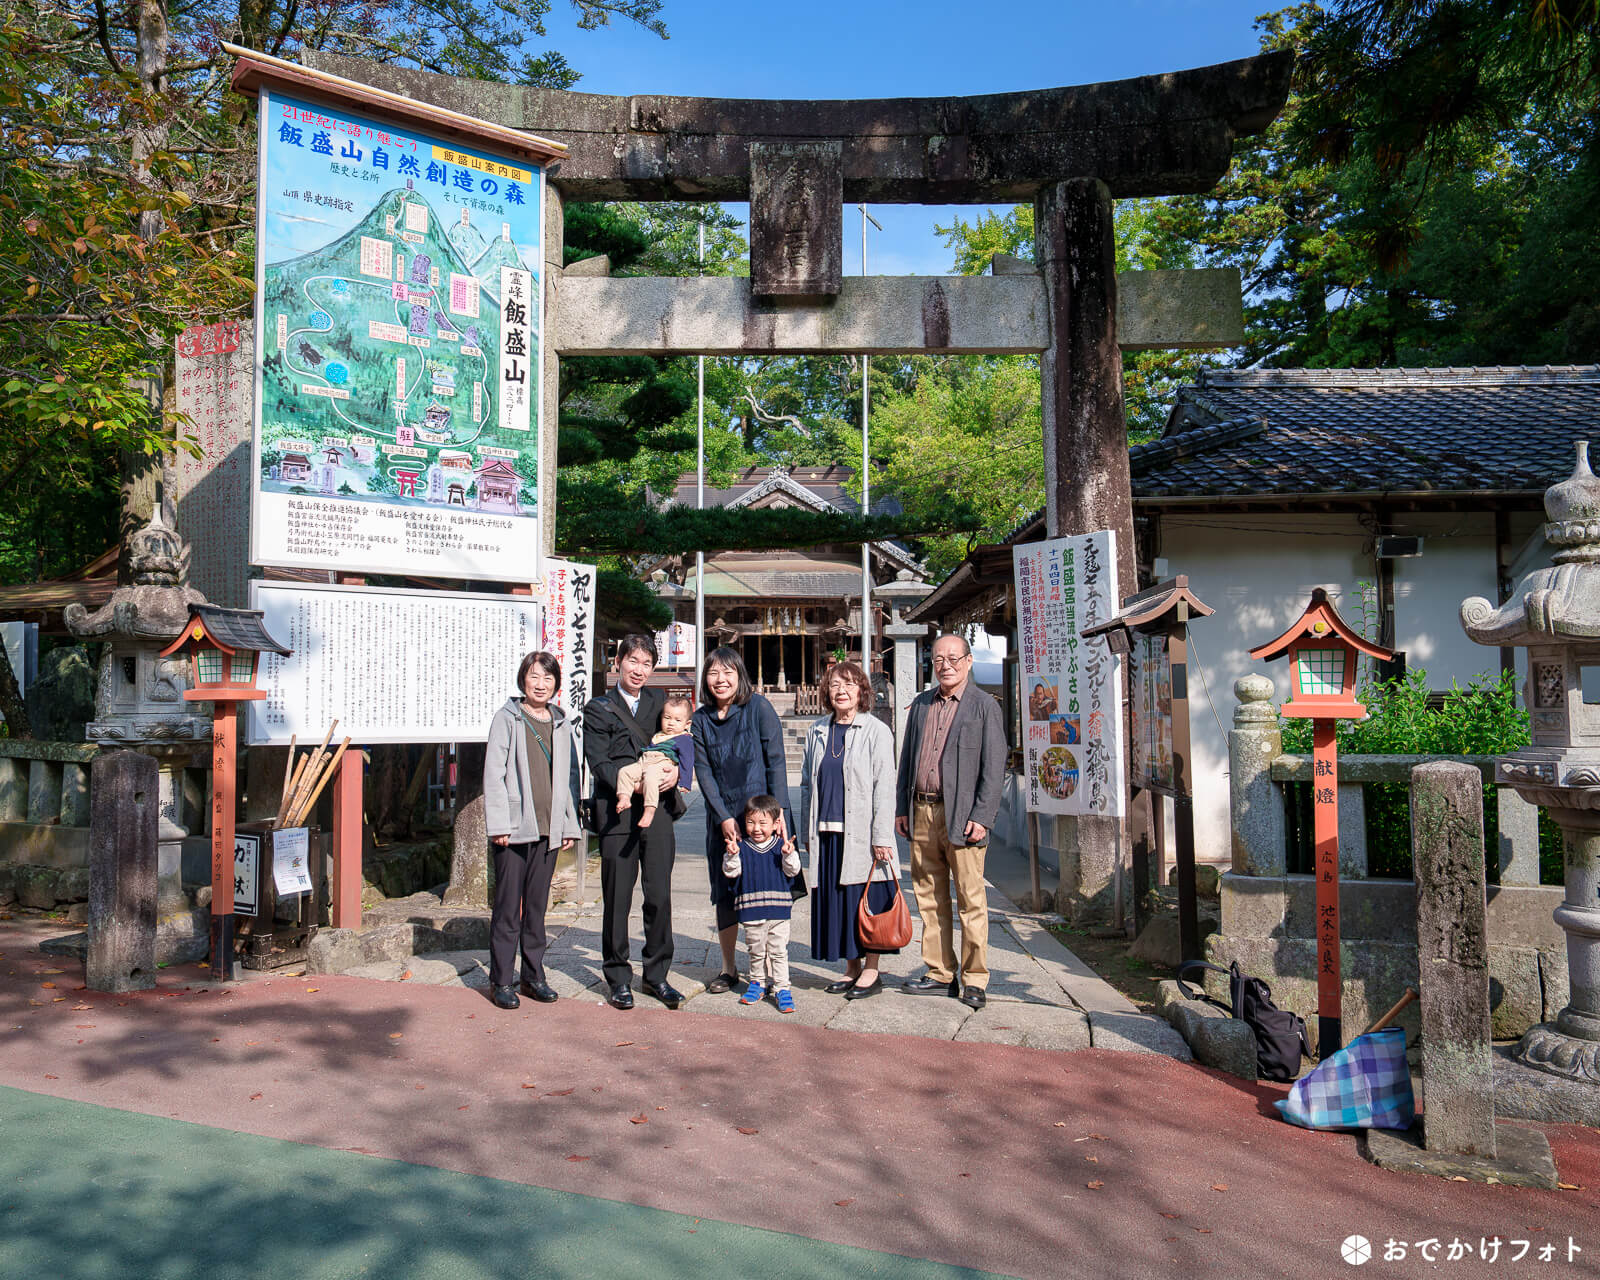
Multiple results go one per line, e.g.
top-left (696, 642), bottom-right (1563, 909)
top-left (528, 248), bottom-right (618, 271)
top-left (613, 692), bottom-right (695, 829)
top-left (722, 795), bottom-right (803, 1013)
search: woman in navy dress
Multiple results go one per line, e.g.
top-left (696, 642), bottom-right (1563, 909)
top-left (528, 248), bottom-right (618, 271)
top-left (690, 647), bottom-right (794, 993)
top-left (797, 661), bottom-right (899, 998)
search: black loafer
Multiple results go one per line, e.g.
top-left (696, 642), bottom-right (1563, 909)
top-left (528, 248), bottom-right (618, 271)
top-left (824, 978), bottom-right (855, 995)
top-left (644, 980), bottom-right (683, 1009)
top-left (491, 984), bottom-right (520, 1010)
top-left (903, 975), bottom-right (959, 996)
top-left (608, 983), bottom-right (634, 1010)
top-left (959, 986), bottom-right (986, 1009)
top-left (520, 979), bottom-right (558, 1004)
top-left (706, 972), bottom-right (738, 994)
top-left (844, 979), bottom-right (882, 1001)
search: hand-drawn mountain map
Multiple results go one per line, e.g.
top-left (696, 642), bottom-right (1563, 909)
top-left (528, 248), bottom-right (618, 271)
top-left (251, 89), bottom-right (543, 581)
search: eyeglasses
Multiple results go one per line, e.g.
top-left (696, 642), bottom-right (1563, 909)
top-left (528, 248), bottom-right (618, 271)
top-left (932, 654), bottom-right (970, 670)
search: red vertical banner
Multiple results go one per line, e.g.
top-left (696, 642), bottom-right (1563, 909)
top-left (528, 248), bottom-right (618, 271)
top-left (1312, 719), bottom-right (1342, 1053)
top-left (210, 706), bottom-right (237, 980)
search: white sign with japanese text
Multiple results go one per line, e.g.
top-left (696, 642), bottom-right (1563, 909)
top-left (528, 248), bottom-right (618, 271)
top-left (233, 832), bottom-right (261, 915)
top-left (245, 580), bottom-right (542, 745)
top-left (1014, 531), bottom-right (1125, 817)
top-left (271, 827), bottom-right (314, 895)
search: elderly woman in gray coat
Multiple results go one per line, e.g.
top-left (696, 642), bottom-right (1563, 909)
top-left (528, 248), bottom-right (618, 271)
top-left (483, 650), bottom-right (582, 1011)
top-left (798, 660), bottom-right (900, 999)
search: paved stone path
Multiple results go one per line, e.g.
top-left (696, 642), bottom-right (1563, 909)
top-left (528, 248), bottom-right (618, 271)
top-left (344, 794), bottom-right (1189, 1058)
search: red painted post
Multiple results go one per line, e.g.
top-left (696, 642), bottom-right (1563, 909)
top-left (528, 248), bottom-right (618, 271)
top-left (330, 747), bottom-right (363, 928)
top-left (210, 704), bottom-right (237, 981)
top-left (1312, 719), bottom-right (1342, 1053)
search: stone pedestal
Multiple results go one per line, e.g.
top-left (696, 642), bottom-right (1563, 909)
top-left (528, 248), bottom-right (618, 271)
top-left (148, 745), bottom-right (193, 913)
top-left (1410, 760), bottom-right (1496, 1158)
top-left (1515, 815), bottom-right (1600, 1085)
top-left (86, 751), bottom-right (159, 992)
top-left (883, 621), bottom-right (926, 748)
top-left (1228, 674), bottom-right (1286, 876)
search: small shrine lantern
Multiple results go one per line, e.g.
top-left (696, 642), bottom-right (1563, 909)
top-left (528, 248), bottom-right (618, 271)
top-left (160, 606), bottom-right (291, 980)
top-left (1249, 588), bottom-right (1393, 1056)
top-left (1252, 588), bottom-right (1391, 721)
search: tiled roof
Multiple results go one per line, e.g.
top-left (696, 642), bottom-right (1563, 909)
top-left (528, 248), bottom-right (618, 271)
top-left (666, 466), bottom-right (902, 518)
top-left (1133, 365), bottom-right (1600, 499)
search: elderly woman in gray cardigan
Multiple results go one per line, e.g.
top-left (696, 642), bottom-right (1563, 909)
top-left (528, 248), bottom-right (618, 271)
top-left (483, 651), bottom-right (583, 1011)
top-left (798, 661), bottom-right (900, 999)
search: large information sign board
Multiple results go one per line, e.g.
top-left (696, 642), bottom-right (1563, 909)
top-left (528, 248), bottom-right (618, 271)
top-left (1014, 531), bottom-right (1125, 817)
top-left (251, 86), bottom-right (544, 582)
top-left (245, 581), bottom-right (541, 745)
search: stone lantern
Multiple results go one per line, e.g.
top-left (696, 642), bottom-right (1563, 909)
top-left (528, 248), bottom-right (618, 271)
top-left (874, 570), bottom-right (933, 747)
top-left (1461, 440), bottom-right (1600, 1095)
top-left (64, 508), bottom-right (208, 914)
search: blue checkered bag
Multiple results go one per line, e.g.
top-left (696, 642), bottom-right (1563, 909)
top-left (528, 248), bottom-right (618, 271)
top-left (1274, 1028), bottom-right (1415, 1131)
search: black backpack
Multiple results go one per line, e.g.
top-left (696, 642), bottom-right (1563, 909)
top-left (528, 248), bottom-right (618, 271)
top-left (1178, 960), bottom-right (1310, 1082)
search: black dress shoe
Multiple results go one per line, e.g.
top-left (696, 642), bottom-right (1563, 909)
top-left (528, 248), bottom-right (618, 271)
top-left (706, 972), bottom-right (738, 995)
top-left (491, 985), bottom-right (520, 1010)
top-left (959, 985), bottom-right (986, 1009)
top-left (644, 980), bottom-right (683, 1009)
top-left (824, 978), bottom-right (855, 995)
top-left (844, 978), bottom-right (883, 1001)
top-left (903, 974), bottom-right (959, 996)
top-left (520, 979), bottom-right (558, 1004)
top-left (607, 984), bottom-right (634, 1010)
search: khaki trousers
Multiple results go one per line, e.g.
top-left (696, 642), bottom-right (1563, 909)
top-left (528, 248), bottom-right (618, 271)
top-left (909, 798), bottom-right (989, 989)
top-left (744, 916), bottom-right (792, 990)
top-left (615, 751), bottom-right (674, 809)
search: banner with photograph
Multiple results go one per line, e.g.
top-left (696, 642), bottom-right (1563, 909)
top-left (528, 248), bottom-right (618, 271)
top-left (1014, 531), bottom-right (1125, 817)
top-left (251, 86), bottom-right (544, 581)
top-left (1130, 632), bottom-right (1175, 792)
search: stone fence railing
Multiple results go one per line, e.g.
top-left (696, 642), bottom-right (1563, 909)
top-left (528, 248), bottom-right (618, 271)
top-left (1213, 675), bottom-right (1565, 1049)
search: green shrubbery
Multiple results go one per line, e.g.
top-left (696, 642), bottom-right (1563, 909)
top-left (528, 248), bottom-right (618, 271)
top-left (1280, 668), bottom-right (1561, 883)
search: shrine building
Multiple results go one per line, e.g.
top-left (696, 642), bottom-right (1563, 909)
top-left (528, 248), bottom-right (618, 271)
top-left (641, 466), bottom-right (926, 707)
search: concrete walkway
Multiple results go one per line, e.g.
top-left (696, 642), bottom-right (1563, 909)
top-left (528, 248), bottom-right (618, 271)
top-left (346, 794), bottom-right (1185, 1058)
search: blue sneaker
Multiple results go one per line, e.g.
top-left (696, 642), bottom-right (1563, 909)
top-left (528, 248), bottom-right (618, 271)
top-left (774, 988), bottom-right (795, 1014)
top-left (739, 979), bottom-right (766, 1005)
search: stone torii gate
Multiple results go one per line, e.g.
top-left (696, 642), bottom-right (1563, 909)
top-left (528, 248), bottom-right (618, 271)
top-left (306, 48), bottom-right (1293, 908)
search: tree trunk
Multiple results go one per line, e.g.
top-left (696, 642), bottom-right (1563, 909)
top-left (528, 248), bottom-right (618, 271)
top-left (0, 644), bottom-right (32, 739)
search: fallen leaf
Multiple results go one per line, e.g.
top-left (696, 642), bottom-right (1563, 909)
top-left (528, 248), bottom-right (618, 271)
top-left (388, 1033), bottom-right (403, 1040)
top-left (249, 1092), bottom-right (262, 1100)
top-left (834, 1199), bottom-right (854, 1208)
top-left (736, 1127), bottom-right (759, 1135)
top-left (1210, 1184), bottom-right (1228, 1192)
top-left (1053, 1122), bottom-right (1067, 1127)
top-left (1450, 1175), bottom-right (1468, 1182)
top-left (1558, 1182), bottom-right (1583, 1191)
top-left (1160, 1212), bottom-right (1180, 1220)
top-left (43, 1074), bottom-right (58, 1080)
top-left (520, 1083), bottom-right (538, 1090)
top-left (457, 1105), bottom-right (469, 1111)
top-left (565, 1155), bottom-right (590, 1162)
top-left (1195, 1228), bottom-right (1213, 1235)
top-left (655, 1106), bottom-right (667, 1111)
top-left (39, 968), bottom-right (62, 974)
top-left (212, 1038), bottom-right (221, 1043)
top-left (305, 987), bottom-right (319, 993)
top-left (1074, 1133), bottom-right (1107, 1142)
top-left (52, 997), bottom-right (64, 1002)
top-left (1085, 1155), bottom-right (1098, 1164)
top-left (71, 1004), bottom-right (91, 1012)
top-left (630, 1114), bottom-right (648, 1125)
top-left (74, 1024), bottom-right (94, 1030)
top-left (40, 982), bottom-right (55, 989)
top-left (1086, 1180), bottom-right (1103, 1190)
top-left (415, 1085), bottom-right (425, 1091)
top-left (399, 970), bottom-right (412, 981)
top-left (615, 1041), bottom-right (634, 1047)
top-left (545, 1088), bottom-right (574, 1097)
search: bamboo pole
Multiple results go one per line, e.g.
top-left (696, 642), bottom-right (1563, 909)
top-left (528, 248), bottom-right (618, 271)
top-left (274, 750), bottom-right (311, 828)
top-left (281, 721), bottom-right (338, 829)
top-left (278, 734), bottom-right (298, 808)
top-left (290, 737), bottom-right (352, 829)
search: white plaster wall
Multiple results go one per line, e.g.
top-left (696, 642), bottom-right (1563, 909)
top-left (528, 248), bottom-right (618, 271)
top-left (1390, 513), bottom-right (1502, 688)
top-left (1155, 513), bottom-right (1370, 868)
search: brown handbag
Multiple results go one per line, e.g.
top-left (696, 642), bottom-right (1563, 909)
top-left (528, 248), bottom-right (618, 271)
top-left (857, 862), bottom-right (913, 951)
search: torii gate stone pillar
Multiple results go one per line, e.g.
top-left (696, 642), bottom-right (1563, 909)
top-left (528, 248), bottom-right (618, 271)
top-left (305, 50), bottom-right (1293, 918)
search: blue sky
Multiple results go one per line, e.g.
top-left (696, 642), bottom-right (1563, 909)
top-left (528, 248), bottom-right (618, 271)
top-left (543, 0), bottom-right (1281, 275)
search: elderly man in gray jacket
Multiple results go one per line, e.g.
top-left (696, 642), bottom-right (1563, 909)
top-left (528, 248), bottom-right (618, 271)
top-left (894, 632), bottom-right (1007, 1009)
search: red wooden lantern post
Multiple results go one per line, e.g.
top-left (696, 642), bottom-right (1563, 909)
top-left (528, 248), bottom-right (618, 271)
top-left (161, 606), bottom-right (292, 981)
top-left (1249, 588), bottom-right (1393, 1055)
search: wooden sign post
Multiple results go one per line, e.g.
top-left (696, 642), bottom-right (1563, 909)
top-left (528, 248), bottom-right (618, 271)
top-left (1248, 588), bottom-right (1393, 1055)
top-left (161, 606), bottom-right (292, 981)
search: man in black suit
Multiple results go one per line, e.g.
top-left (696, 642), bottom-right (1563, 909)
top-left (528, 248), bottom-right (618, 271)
top-left (584, 634), bottom-right (686, 1010)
